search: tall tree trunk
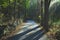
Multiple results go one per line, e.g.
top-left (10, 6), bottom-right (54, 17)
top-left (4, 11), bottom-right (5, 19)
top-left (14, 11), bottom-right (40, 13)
top-left (43, 0), bottom-right (51, 32)
top-left (41, 0), bottom-right (44, 26)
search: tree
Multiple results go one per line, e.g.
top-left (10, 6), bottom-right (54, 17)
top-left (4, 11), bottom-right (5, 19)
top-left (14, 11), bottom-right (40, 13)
top-left (42, 0), bottom-right (51, 32)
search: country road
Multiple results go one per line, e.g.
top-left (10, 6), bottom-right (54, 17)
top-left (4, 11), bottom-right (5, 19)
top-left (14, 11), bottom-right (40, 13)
top-left (6, 21), bottom-right (49, 40)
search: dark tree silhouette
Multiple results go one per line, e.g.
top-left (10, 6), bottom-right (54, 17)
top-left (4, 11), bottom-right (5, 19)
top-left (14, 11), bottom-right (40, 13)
top-left (43, 0), bottom-right (51, 32)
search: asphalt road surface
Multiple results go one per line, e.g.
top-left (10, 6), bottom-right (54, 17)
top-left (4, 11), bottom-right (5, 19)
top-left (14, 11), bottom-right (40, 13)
top-left (6, 21), bottom-right (48, 40)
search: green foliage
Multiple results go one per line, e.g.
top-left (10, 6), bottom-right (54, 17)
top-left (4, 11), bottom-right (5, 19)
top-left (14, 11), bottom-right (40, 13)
top-left (50, 1), bottom-right (60, 23)
top-left (25, 0), bottom-right (30, 9)
top-left (2, 2), bottom-right (8, 8)
top-left (0, 0), bottom-right (39, 24)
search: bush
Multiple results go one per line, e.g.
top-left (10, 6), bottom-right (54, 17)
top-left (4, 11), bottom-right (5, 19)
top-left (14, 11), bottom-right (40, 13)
top-left (0, 25), bottom-right (6, 38)
top-left (55, 30), bottom-right (60, 40)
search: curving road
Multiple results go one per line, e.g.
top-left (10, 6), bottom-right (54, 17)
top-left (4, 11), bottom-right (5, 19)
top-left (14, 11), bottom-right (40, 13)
top-left (6, 21), bottom-right (48, 40)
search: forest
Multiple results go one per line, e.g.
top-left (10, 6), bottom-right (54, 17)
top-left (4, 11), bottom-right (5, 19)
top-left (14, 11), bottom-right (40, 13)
top-left (0, 0), bottom-right (60, 40)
